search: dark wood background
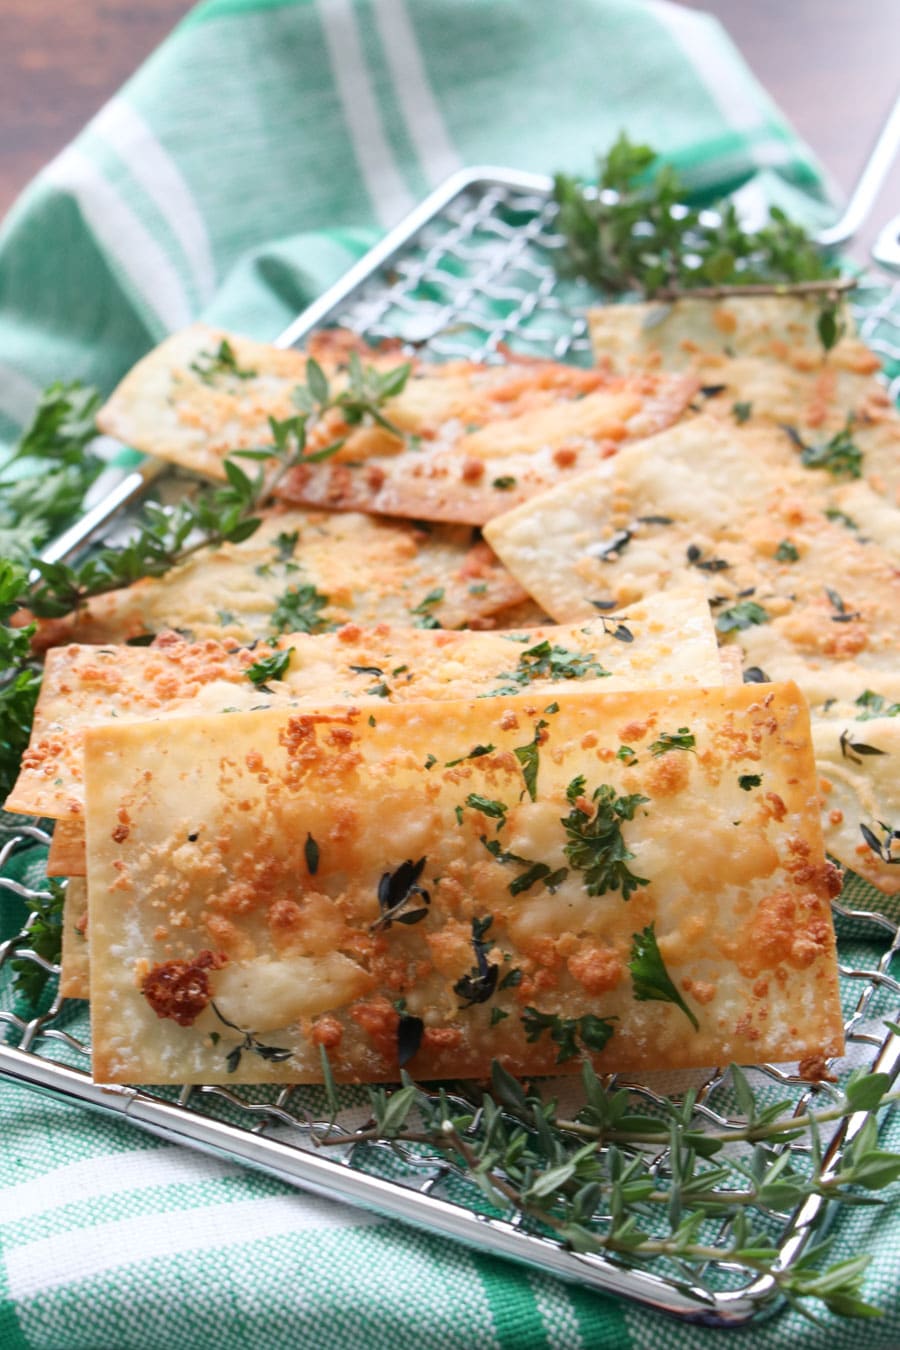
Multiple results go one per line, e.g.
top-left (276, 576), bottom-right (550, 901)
top-left (0, 0), bottom-right (898, 260)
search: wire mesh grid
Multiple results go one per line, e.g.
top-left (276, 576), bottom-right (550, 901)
top-left (2, 170), bottom-right (900, 1327)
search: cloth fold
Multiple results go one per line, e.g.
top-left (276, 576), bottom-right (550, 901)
top-left (2, 3), bottom-right (898, 1347)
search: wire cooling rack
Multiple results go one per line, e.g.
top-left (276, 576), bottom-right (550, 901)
top-left (3, 169), bottom-right (900, 1328)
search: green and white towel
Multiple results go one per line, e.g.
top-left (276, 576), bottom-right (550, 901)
top-left (1, 2), bottom-right (898, 1347)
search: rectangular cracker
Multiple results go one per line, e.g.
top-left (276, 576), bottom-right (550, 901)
top-left (48, 820), bottom-right (86, 876)
top-left (33, 508), bottom-right (528, 652)
top-left (97, 321), bottom-right (697, 525)
top-left (7, 588), bottom-right (722, 825)
top-left (812, 713), bottom-right (900, 895)
top-left (85, 681), bottom-right (843, 1084)
top-left (484, 415), bottom-right (900, 697)
top-left (60, 878), bottom-right (90, 1000)
top-left (588, 296), bottom-right (900, 502)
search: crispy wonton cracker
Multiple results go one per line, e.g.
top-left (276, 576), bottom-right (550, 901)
top-left (85, 682), bottom-right (843, 1084)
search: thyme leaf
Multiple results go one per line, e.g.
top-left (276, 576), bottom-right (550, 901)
top-left (716, 601), bottom-right (770, 634)
top-left (454, 915), bottom-right (501, 1007)
top-left (371, 857), bottom-right (431, 932)
top-left (190, 338), bottom-right (257, 383)
top-left (308, 1061), bottom-right (900, 1322)
top-left (211, 1002), bottom-right (294, 1071)
top-left (792, 419), bottom-right (864, 479)
top-left (839, 730), bottom-right (887, 765)
top-left (552, 133), bottom-right (844, 317)
top-left (859, 822), bottom-right (900, 865)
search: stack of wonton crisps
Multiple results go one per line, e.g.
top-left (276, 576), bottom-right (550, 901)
top-left (10, 296), bottom-right (898, 1085)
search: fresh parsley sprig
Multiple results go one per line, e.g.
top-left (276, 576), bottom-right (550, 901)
top-left (628, 922), bottom-right (699, 1030)
top-left (0, 381), bottom-right (104, 562)
top-left (10, 877), bottom-right (65, 1005)
top-left (0, 560), bottom-right (43, 802)
top-left (553, 133), bottom-right (850, 344)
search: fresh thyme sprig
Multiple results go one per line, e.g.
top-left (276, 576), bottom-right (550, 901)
top-left (21, 355), bottom-right (411, 620)
top-left (210, 1002), bottom-right (294, 1072)
top-left (0, 355), bottom-right (410, 827)
top-left (313, 1058), bottom-right (900, 1321)
top-left (553, 133), bottom-right (848, 345)
top-left (293, 349), bottom-right (411, 433)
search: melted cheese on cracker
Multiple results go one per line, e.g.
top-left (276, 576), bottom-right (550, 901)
top-left (84, 682), bottom-right (843, 1085)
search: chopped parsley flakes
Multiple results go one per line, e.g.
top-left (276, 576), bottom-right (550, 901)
top-left (561, 777), bottom-right (649, 900)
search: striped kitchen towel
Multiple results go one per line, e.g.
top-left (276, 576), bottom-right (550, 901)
top-left (4, 3), bottom-right (899, 1349)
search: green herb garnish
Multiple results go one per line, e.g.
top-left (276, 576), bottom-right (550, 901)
top-left (0, 560), bottom-right (43, 802)
top-left (293, 349), bottom-right (411, 435)
top-left (561, 777), bottom-right (649, 900)
top-left (716, 601), bottom-right (770, 634)
top-left (480, 836), bottom-right (568, 897)
top-left (10, 878), bottom-right (65, 1004)
top-left (774, 539), bottom-right (799, 563)
top-left (464, 794), bottom-right (508, 829)
top-left (825, 508), bottom-right (859, 531)
top-left (495, 641), bottom-right (610, 693)
top-left (839, 730), bottom-right (888, 766)
top-left (648, 727), bottom-right (695, 757)
top-left (0, 382), bottom-right (104, 563)
top-left (190, 338), bottom-right (257, 383)
top-left (271, 583), bottom-right (330, 635)
top-left (246, 649), bottom-right (292, 686)
top-left (514, 720), bottom-right (549, 801)
top-left (854, 691), bottom-right (900, 721)
top-left (454, 915), bottom-right (500, 1007)
top-left (411, 587), bottom-right (445, 630)
top-left (445, 743), bottom-right (495, 768)
top-left (371, 857), bottom-right (430, 933)
top-left (788, 419), bottom-right (863, 479)
top-left (211, 1002), bottom-right (294, 1072)
top-left (521, 1007), bottom-right (616, 1063)
top-left (552, 133), bottom-right (845, 316)
top-left (628, 923), bottom-right (699, 1030)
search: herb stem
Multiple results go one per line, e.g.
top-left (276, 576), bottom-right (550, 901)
top-left (653, 276), bottom-right (857, 302)
top-left (554, 1087), bottom-right (900, 1145)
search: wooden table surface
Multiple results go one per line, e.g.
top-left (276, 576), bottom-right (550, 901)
top-left (0, 0), bottom-right (898, 261)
